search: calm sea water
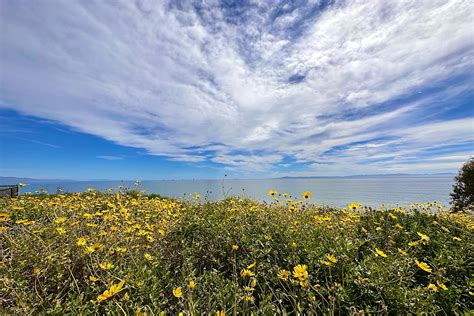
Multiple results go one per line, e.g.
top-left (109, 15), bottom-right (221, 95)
top-left (19, 176), bottom-right (454, 208)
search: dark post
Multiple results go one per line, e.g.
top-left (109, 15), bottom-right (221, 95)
top-left (0, 185), bottom-right (19, 198)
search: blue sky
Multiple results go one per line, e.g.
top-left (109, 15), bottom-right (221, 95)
top-left (0, 0), bottom-right (473, 180)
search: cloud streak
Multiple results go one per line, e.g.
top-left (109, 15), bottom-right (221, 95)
top-left (96, 156), bottom-right (124, 161)
top-left (0, 0), bottom-right (472, 175)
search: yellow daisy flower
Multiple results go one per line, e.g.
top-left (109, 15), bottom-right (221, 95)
top-left (97, 280), bottom-right (125, 302)
top-left (99, 262), bottom-right (114, 270)
top-left (415, 260), bottom-right (432, 273)
top-left (267, 189), bottom-right (278, 196)
top-left (427, 283), bottom-right (438, 292)
top-left (173, 287), bottom-right (182, 298)
top-left (277, 269), bottom-right (289, 281)
top-left (375, 248), bottom-right (387, 257)
top-left (240, 269), bottom-right (255, 278)
top-left (301, 191), bottom-right (312, 199)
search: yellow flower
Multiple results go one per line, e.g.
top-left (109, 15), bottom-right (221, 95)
top-left (277, 269), bottom-right (289, 281)
top-left (247, 262), bottom-right (256, 269)
top-left (97, 280), bottom-right (125, 302)
top-left (86, 242), bottom-right (104, 253)
top-left (76, 237), bottom-right (87, 246)
top-left (436, 281), bottom-right (448, 291)
top-left (55, 227), bottom-right (66, 235)
top-left (195, 193), bottom-right (201, 199)
top-left (232, 245), bottom-right (239, 252)
top-left (291, 242), bottom-right (298, 248)
top-left (427, 283), bottom-right (438, 292)
top-left (34, 267), bottom-right (42, 276)
top-left (397, 248), bottom-right (407, 255)
top-left (453, 237), bottom-right (462, 241)
top-left (348, 203), bottom-right (361, 210)
top-left (0, 213), bottom-right (10, 222)
top-left (293, 264), bottom-right (308, 281)
top-left (14, 218), bottom-right (30, 226)
top-left (89, 276), bottom-right (100, 282)
top-left (299, 279), bottom-right (309, 287)
top-left (375, 248), bottom-right (387, 257)
top-left (99, 262), bottom-right (114, 270)
top-left (116, 247), bottom-right (127, 253)
top-left (144, 253), bottom-right (153, 261)
top-left (240, 269), bottom-right (255, 278)
top-left (250, 278), bottom-right (257, 287)
top-left (417, 232), bottom-right (430, 244)
top-left (173, 287), bottom-right (182, 298)
top-left (216, 311), bottom-right (226, 316)
top-left (267, 190), bottom-right (278, 196)
top-left (325, 254), bottom-right (337, 263)
top-left (320, 260), bottom-right (332, 266)
top-left (415, 260), bottom-right (432, 273)
top-left (54, 217), bottom-right (67, 224)
top-left (395, 223), bottom-right (403, 230)
top-left (408, 241), bottom-right (419, 247)
top-left (189, 280), bottom-right (196, 289)
top-left (301, 191), bottom-right (312, 199)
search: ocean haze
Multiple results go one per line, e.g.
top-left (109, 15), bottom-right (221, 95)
top-left (17, 175), bottom-right (454, 208)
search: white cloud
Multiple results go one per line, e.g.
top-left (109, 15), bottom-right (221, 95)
top-left (97, 156), bottom-right (123, 161)
top-left (0, 0), bottom-right (472, 175)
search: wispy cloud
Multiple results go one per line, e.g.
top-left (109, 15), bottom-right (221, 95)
top-left (96, 155), bottom-right (124, 161)
top-left (0, 0), bottom-right (472, 175)
top-left (16, 137), bottom-right (61, 149)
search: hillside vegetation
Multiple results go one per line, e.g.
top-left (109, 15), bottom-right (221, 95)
top-left (1, 189), bottom-right (473, 314)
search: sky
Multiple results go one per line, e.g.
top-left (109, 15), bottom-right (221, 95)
top-left (0, 0), bottom-right (473, 180)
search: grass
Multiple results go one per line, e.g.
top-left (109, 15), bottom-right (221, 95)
top-left (1, 188), bottom-right (473, 314)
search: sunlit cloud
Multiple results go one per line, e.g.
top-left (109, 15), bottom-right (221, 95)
top-left (1, 0), bottom-right (472, 175)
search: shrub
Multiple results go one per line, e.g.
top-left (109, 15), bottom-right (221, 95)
top-left (1, 192), bottom-right (473, 314)
top-left (450, 157), bottom-right (474, 212)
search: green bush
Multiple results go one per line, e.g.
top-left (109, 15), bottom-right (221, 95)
top-left (1, 192), bottom-right (473, 314)
top-left (451, 157), bottom-right (474, 212)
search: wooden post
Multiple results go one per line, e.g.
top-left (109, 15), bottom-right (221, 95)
top-left (0, 185), bottom-right (19, 198)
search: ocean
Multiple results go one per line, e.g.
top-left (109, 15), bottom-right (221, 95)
top-left (18, 175), bottom-right (454, 208)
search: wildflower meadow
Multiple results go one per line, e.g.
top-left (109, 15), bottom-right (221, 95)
top-left (1, 187), bottom-right (473, 314)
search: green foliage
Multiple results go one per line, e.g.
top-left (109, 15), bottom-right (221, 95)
top-left (451, 157), bottom-right (474, 212)
top-left (1, 193), bottom-right (473, 314)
